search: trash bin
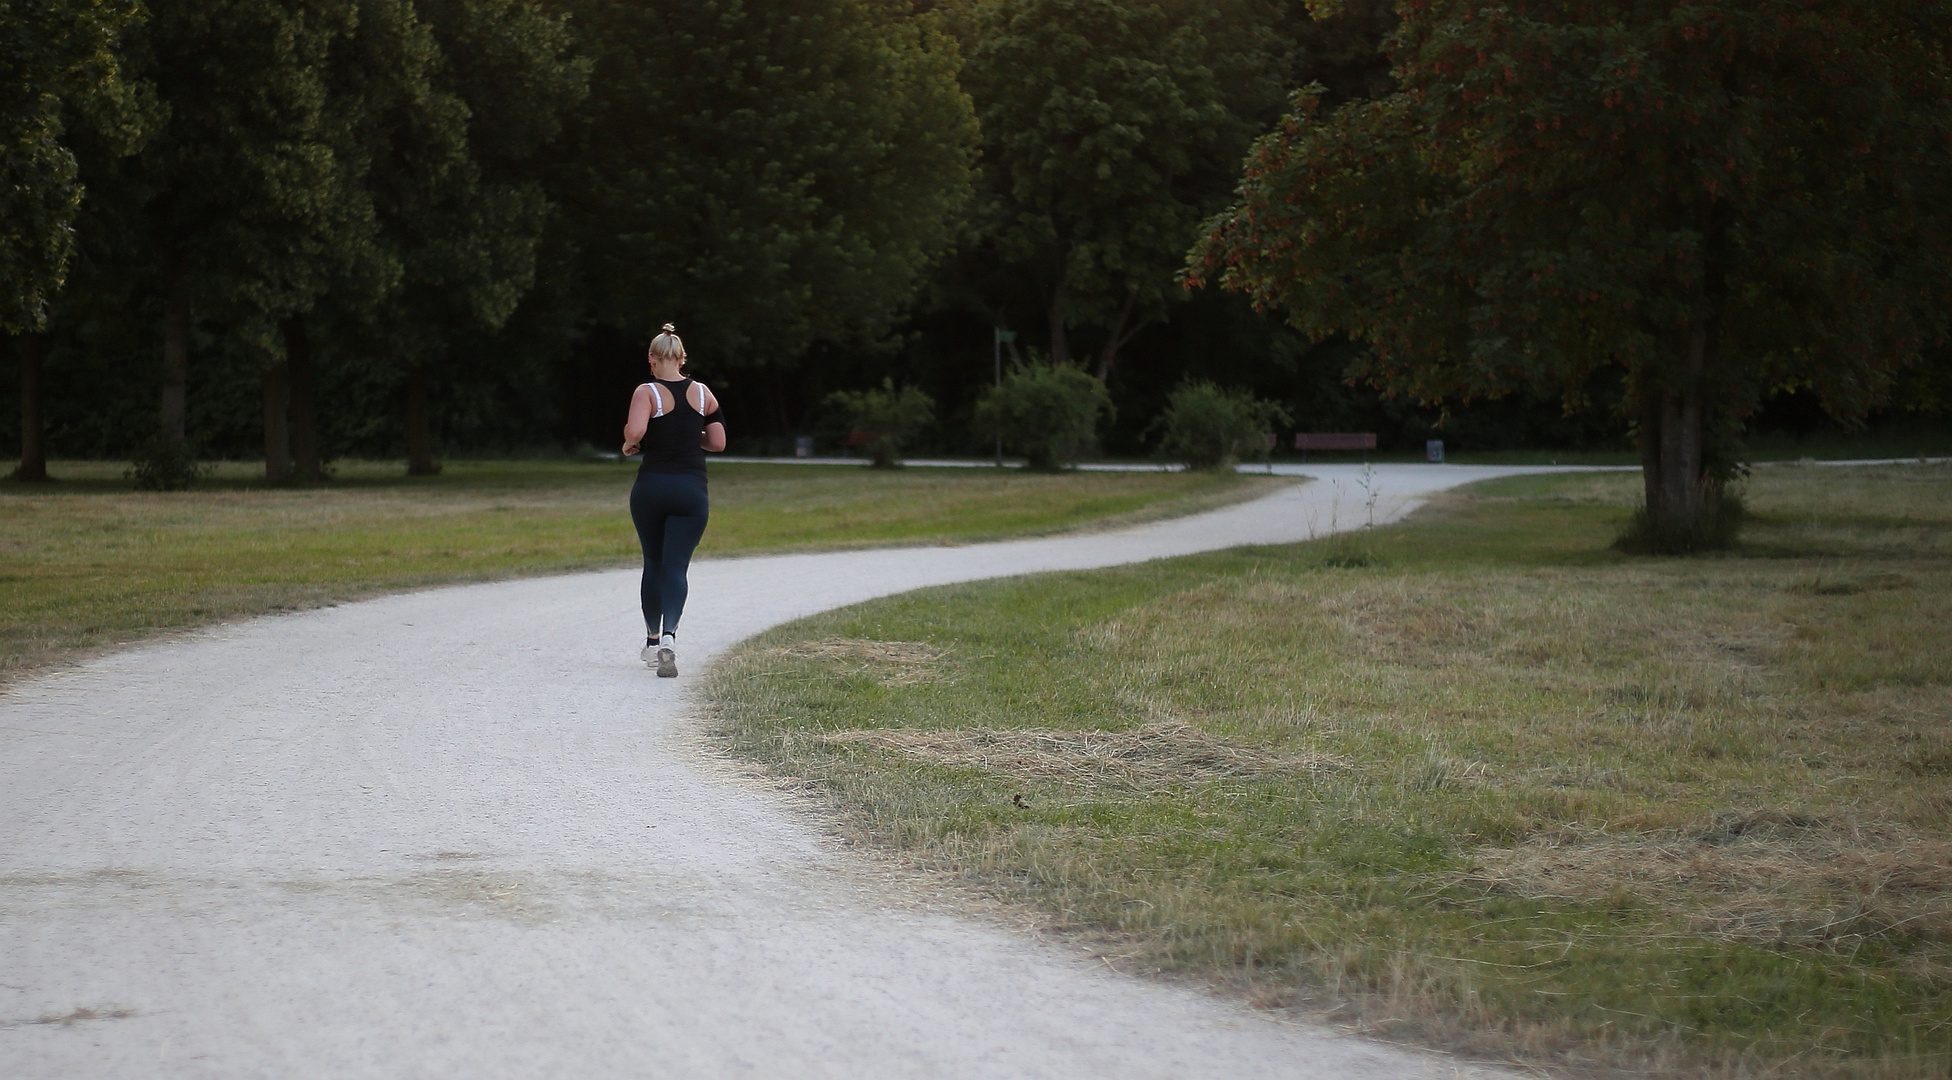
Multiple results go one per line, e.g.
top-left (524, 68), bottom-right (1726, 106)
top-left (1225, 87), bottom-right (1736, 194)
top-left (794, 436), bottom-right (814, 458)
top-left (1426, 439), bottom-right (1445, 463)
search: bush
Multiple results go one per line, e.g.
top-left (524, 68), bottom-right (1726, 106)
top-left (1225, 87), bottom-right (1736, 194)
top-left (823, 379), bottom-right (936, 468)
top-left (126, 435), bottom-right (209, 491)
top-left (972, 360), bottom-right (1112, 470)
top-left (1151, 381), bottom-right (1292, 471)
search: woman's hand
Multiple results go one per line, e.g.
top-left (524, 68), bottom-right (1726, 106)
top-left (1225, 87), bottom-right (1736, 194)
top-left (622, 441), bottom-right (640, 456)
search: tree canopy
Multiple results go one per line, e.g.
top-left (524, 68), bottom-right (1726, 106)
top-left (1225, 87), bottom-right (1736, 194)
top-left (0, 0), bottom-right (150, 334)
top-left (16, 0), bottom-right (1944, 479)
top-left (549, 0), bottom-right (978, 364)
top-left (12, 0), bottom-right (976, 475)
top-left (1191, 0), bottom-right (1952, 544)
top-left (947, 0), bottom-right (1294, 378)
top-left (323, 0), bottom-right (586, 474)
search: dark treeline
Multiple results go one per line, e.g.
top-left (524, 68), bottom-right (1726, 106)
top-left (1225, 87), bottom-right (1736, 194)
top-left (4, 0), bottom-right (975, 474)
top-left (4, 0), bottom-right (1946, 476)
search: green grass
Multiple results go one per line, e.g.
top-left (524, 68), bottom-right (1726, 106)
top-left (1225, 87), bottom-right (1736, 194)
top-left (0, 458), bottom-right (1279, 686)
top-left (706, 461), bottom-right (1952, 1078)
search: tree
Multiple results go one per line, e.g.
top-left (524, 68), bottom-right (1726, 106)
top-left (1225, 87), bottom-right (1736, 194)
top-left (548, 0), bottom-right (977, 366)
top-left (102, 0), bottom-right (385, 467)
top-left (0, 0), bottom-right (148, 335)
top-left (3, 0), bottom-right (151, 479)
top-left (66, 0), bottom-right (580, 482)
top-left (1191, 0), bottom-right (1952, 549)
top-left (948, 0), bottom-right (1297, 379)
top-left (271, 0), bottom-right (435, 480)
top-left (316, 0), bottom-right (586, 476)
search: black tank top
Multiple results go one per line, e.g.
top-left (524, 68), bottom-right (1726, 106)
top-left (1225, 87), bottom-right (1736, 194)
top-left (638, 378), bottom-right (720, 478)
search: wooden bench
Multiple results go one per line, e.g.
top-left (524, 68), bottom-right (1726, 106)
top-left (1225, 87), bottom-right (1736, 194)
top-left (837, 431), bottom-right (886, 449)
top-left (1293, 432), bottom-right (1376, 462)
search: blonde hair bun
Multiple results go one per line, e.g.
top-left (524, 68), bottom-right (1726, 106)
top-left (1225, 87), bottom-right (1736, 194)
top-left (649, 322), bottom-right (685, 363)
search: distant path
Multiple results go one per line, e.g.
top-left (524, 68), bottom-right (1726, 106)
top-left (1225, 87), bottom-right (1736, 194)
top-left (1, 465), bottom-right (1591, 1079)
top-left (717, 454), bottom-right (1948, 469)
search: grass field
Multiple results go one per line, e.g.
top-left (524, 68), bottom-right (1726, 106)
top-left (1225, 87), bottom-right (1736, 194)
top-left (0, 459), bottom-right (1277, 687)
top-left (707, 462), bottom-right (1952, 1078)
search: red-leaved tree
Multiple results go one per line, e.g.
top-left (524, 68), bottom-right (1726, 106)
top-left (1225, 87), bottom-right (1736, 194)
top-left (1189, 0), bottom-right (1952, 548)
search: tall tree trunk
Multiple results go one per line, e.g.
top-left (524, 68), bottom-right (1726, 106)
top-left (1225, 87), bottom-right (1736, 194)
top-left (406, 364), bottom-right (439, 476)
top-left (1046, 300), bottom-right (1070, 366)
top-left (283, 316), bottom-right (321, 480)
top-left (1638, 321), bottom-right (1710, 546)
top-left (161, 267), bottom-right (190, 445)
top-left (12, 333), bottom-right (49, 481)
top-left (1095, 289), bottom-right (1142, 382)
top-left (262, 355), bottom-right (291, 482)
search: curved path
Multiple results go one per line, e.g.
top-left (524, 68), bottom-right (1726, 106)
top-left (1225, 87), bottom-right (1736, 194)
top-left (1, 465), bottom-right (1585, 1079)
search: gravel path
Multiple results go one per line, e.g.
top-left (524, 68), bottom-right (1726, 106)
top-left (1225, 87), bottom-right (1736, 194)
top-left (1, 465), bottom-right (1586, 1079)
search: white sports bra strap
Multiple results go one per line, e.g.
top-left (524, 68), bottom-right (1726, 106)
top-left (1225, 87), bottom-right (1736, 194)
top-left (647, 383), bottom-right (667, 418)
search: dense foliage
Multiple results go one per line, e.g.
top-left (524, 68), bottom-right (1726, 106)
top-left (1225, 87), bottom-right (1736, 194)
top-left (945, 0), bottom-right (1290, 379)
top-left (4, 0), bottom-right (978, 475)
top-left (551, 0), bottom-right (976, 365)
top-left (932, 0), bottom-right (1396, 385)
top-left (972, 359), bottom-right (1112, 469)
top-left (6, 0), bottom-right (1946, 477)
top-left (0, 0), bottom-right (148, 335)
top-left (822, 380), bottom-right (937, 468)
top-left (1152, 380), bottom-right (1290, 470)
top-left (1191, 0), bottom-right (1952, 544)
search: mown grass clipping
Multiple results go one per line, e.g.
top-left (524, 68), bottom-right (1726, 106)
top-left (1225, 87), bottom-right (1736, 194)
top-left (706, 463), bottom-right (1952, 1079)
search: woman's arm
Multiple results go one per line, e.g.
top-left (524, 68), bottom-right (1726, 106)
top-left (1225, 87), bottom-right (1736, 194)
top-left (622, 384), bottom-right (655, 455)
top-left (696, 383), bottom-right (726, 452)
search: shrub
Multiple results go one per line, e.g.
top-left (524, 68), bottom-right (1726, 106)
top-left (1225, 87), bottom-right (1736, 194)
top-left (1152, 381), bottom-right (1291, 471)
top-left (972, 360), bottom-right (1113, 470)
top-left (126, 435), bottom-right (209, 491)
top-left (823, 379), bottom-right (936, 468)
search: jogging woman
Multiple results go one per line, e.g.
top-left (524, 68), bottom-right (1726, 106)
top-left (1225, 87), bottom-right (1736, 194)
top-left (622, 323), bottom-right (725, 677)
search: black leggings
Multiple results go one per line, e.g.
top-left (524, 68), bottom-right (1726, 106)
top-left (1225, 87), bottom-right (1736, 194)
top-left (629, 471), bottom-right (709, 636)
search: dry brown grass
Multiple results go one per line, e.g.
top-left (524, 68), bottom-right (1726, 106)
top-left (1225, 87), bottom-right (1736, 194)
top-left (767, 638), bottom-right (952, 687)
top-left (1474, 824), bottom-right (1952, 967)
top-left (813, 722), bottom-right (1354, 790)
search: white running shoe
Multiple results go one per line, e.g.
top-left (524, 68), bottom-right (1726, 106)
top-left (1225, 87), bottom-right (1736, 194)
top-left (641, 637), bottom-right (659, 669)
top-left (655, 632), bottom-right (678, 678)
